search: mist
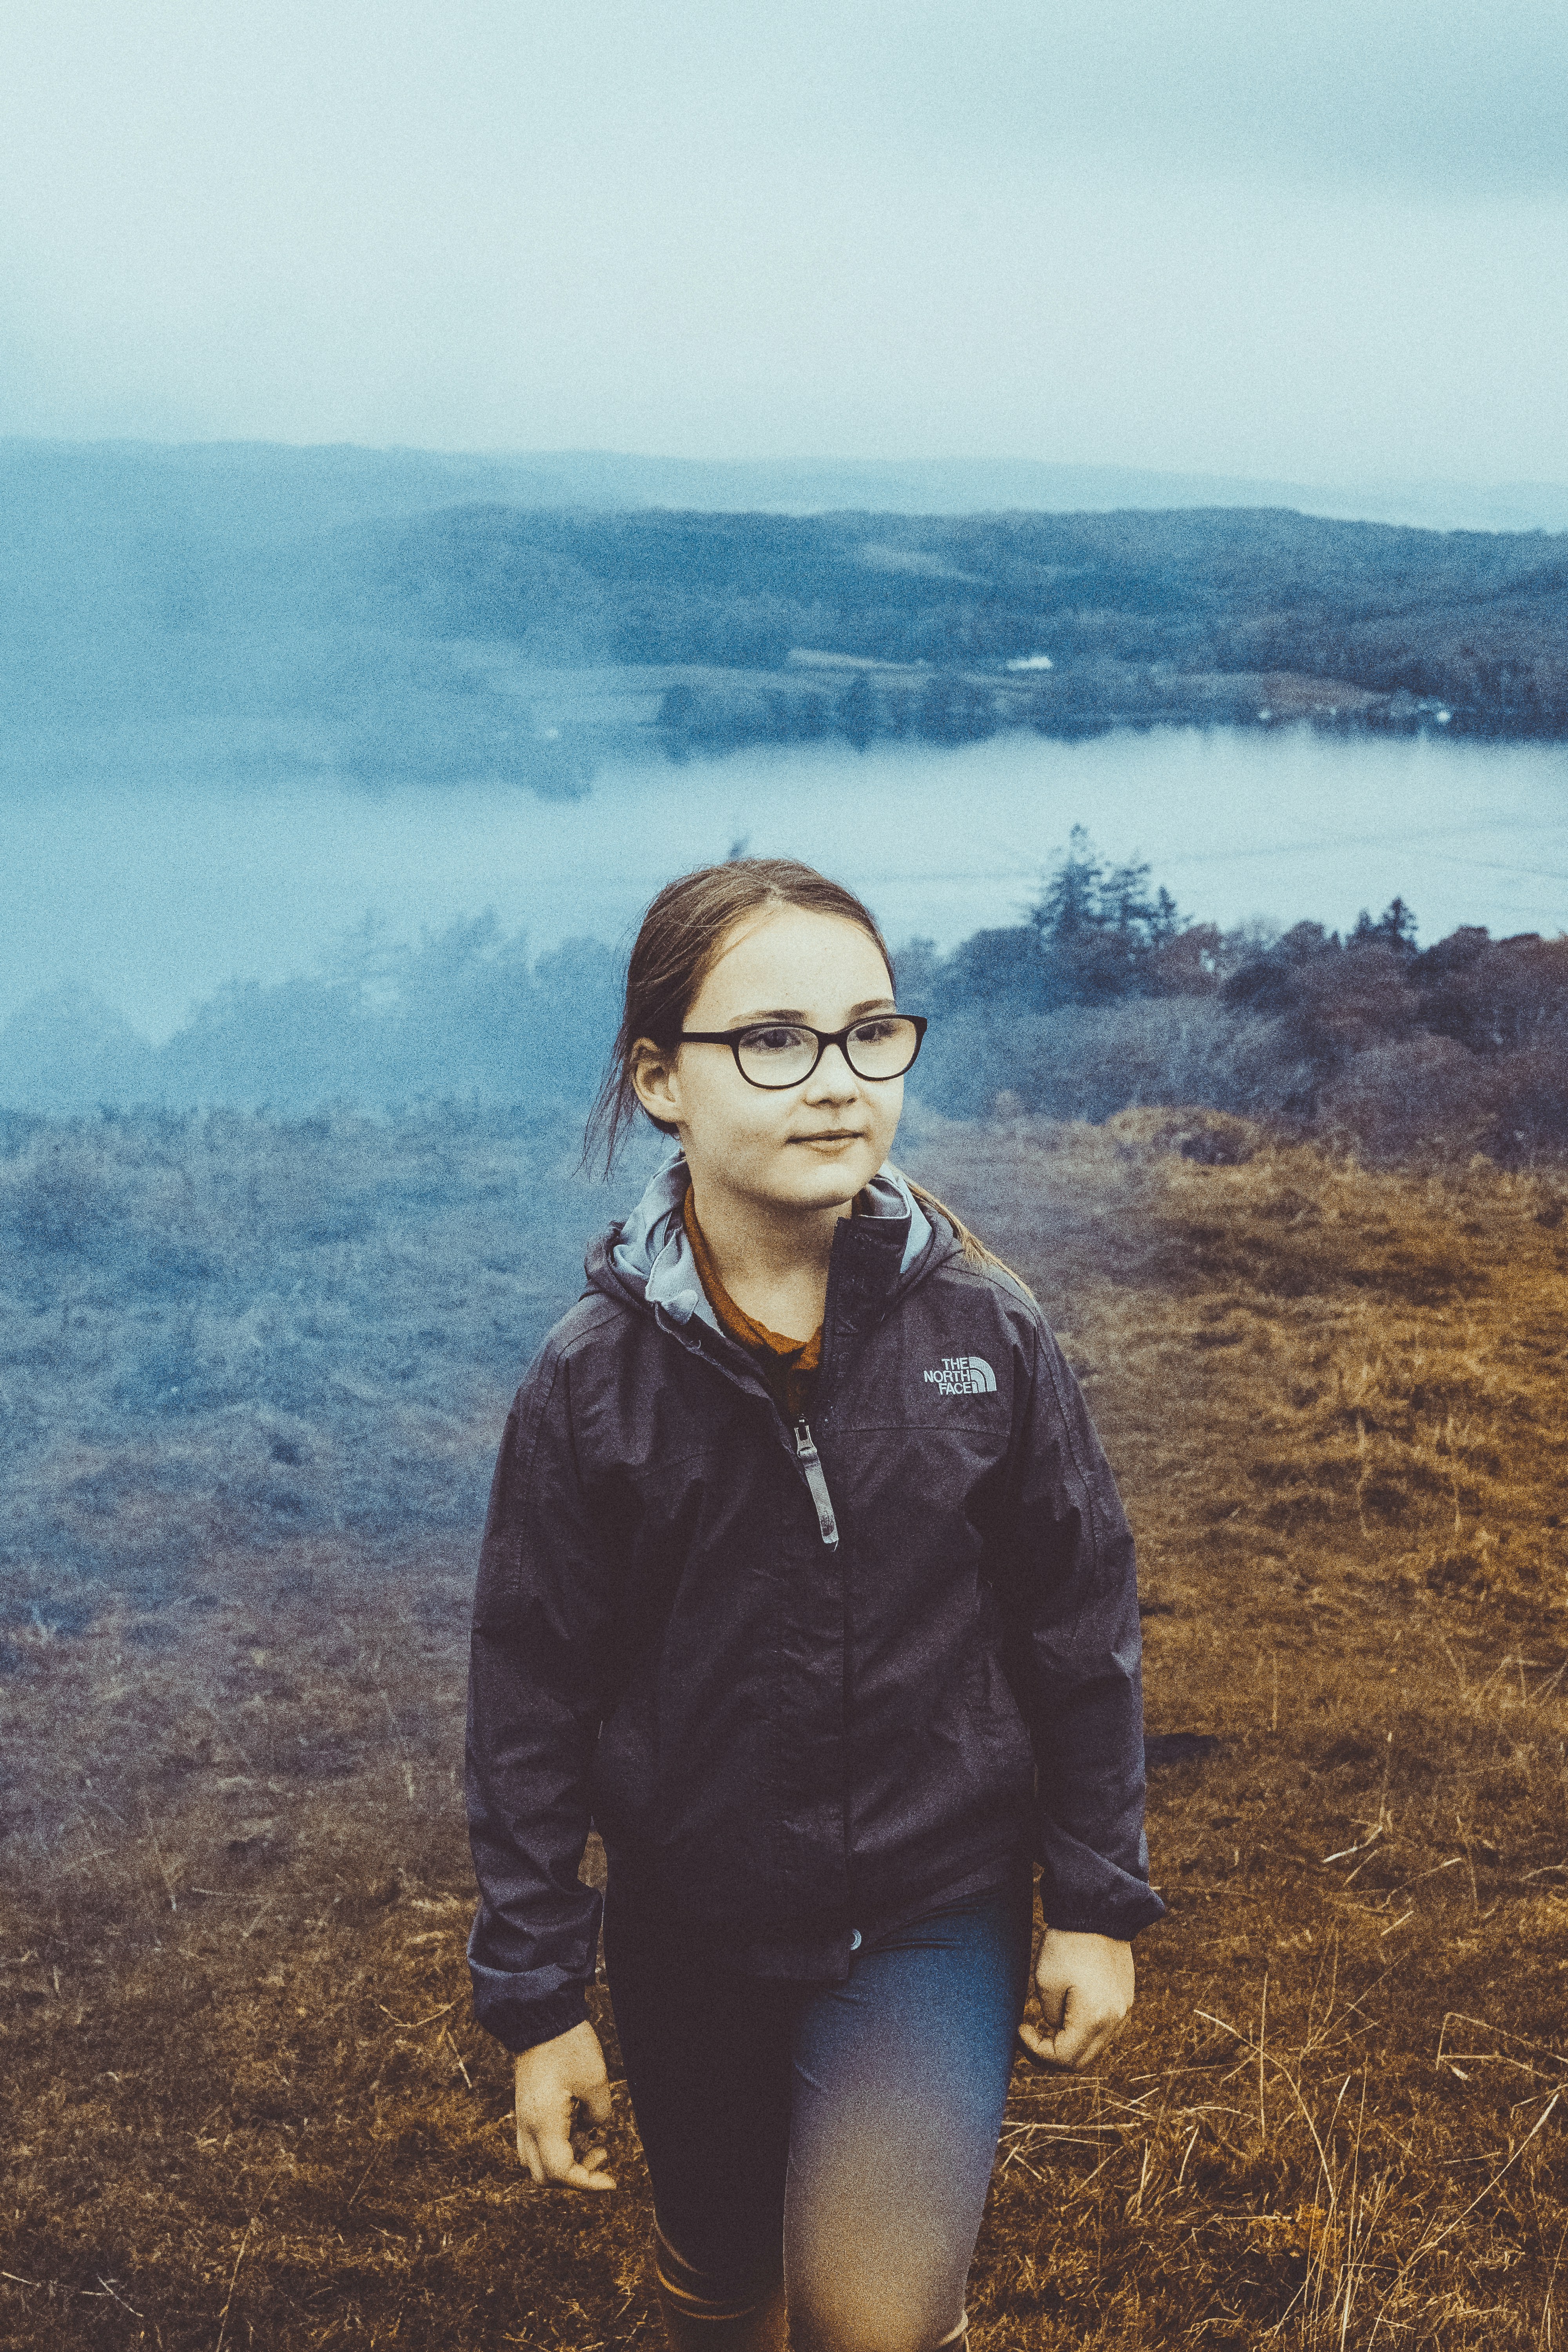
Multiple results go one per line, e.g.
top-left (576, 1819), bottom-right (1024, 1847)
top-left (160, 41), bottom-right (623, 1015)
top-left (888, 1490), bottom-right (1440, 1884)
top-left (2, 726), bottom-right (1566, 1072)
top-left (9, 12), bottom-right (1568, 2340)
top-left (5, 436), bottom-right (1567, 1081)
top-left (7, 4), bottom-right (1568, 482)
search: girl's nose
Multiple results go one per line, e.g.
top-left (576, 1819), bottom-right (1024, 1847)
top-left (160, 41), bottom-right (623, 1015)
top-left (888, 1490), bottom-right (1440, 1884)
top-left (804, 1045), bottom-right (860, 1098)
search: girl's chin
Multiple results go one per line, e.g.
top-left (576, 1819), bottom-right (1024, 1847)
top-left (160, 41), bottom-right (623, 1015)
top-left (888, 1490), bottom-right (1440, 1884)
top-left (726, 1161), bottom-right (871, 1207)
top-left (782, 1159), bottom-right (878, 1202)
top-left (699, 1140), bottom-right (888, 1204)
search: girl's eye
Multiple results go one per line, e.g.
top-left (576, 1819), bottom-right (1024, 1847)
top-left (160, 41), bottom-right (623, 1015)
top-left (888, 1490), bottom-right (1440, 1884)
top-left (747, 1026), bottom-right (810, 1053)
top-left (850, 1019), bottom-right (897, 1043)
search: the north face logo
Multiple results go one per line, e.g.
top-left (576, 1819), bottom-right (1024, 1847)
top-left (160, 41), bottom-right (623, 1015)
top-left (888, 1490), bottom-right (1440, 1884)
top-left (924, 1355), bottom-right (998, 1396)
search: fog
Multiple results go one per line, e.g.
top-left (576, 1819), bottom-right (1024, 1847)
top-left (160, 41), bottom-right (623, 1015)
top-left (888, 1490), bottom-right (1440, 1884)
top-left (7, 4), bottom-right (1568, 483)
top-left (2, 436), bottom-right (1565, 1120)
top-left (2, 728), bottom-right (1565, 1059)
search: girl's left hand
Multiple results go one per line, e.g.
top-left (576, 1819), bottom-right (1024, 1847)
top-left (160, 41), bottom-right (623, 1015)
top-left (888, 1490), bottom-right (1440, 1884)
top-left (1017, 1929), bottom-right (1135, 2070)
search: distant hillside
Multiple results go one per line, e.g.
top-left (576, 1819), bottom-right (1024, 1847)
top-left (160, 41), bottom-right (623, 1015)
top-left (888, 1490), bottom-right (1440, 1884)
top-left (10, 437), bottom-right (1568, 529)
top-left (4, 441), bottom-right (1568, 791)
top-left (373, 501), bottom-right (1568, 745)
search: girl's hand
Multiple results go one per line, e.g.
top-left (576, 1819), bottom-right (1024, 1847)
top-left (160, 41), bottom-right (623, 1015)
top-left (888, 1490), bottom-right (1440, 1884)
top-left (1017, 1929), bottom-right (1135, 2070)
top-left (513, 2019), bottom-right (618, 2191)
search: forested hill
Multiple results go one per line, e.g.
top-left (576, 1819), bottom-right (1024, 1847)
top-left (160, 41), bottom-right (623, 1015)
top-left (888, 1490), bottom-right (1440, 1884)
top-left (6, 439), bottom-right (1568, 775)
top-left (372, 503), bottom-right (1568, 743)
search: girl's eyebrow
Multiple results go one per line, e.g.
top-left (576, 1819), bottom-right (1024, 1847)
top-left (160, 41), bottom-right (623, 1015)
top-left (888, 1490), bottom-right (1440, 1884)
top-left (728, 996), bottom-right (897, 1024)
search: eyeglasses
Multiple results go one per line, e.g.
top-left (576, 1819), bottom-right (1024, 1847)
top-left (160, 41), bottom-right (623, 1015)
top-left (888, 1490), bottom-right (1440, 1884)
top-left (677, 1014), bottom-right (928, 1089)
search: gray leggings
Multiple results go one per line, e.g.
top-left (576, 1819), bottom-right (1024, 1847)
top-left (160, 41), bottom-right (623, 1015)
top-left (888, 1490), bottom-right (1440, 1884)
top-left (603, 1852), bottom-right (1035, 2350)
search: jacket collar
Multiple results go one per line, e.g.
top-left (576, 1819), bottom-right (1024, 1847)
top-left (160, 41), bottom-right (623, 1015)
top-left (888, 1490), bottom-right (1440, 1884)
top-left (588, 1136), bottom-right (942, 1352)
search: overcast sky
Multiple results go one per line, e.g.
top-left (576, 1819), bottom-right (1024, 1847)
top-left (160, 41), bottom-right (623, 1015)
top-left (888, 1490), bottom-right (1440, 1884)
top-left (4, 1), bottom-right (1567, 485)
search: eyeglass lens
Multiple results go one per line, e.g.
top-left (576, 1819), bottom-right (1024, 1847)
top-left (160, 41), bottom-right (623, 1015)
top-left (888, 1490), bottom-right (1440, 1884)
top-left (737, 1018), bottom-right (919, 1085)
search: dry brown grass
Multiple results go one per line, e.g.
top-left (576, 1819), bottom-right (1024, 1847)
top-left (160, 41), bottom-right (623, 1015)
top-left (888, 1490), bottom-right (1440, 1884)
top-left (2, 1111), bottom-right (1565, 2347)
top-left (921, 1111), bottom-right (1568, 2349)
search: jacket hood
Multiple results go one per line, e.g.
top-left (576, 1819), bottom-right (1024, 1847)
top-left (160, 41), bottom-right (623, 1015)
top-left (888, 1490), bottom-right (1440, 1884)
top-left (595, 1135), bottom-right (937, 1335)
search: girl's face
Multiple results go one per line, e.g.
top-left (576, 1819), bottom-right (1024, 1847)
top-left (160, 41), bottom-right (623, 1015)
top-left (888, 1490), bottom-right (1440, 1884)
top-left (632, 905), bottom-right (906, 1215)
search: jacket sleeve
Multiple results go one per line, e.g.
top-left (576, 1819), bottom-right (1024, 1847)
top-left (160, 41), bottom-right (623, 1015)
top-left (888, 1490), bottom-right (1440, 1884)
top-left (994, 1310), bottom-right (1167, 1941)
top-left (465, 1338), bottom-right (616, 2053)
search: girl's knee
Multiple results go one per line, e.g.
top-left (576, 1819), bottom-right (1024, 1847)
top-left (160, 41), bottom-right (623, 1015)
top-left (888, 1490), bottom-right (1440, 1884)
top-left (653, 2215), bottom-right (786, 2345)
top-left (786, 2280), bottom-right (968, 2352)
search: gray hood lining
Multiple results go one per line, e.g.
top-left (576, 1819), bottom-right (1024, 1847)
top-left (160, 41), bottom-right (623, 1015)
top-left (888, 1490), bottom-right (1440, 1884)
top-left (609, 1136), bottom-right (933, 1334)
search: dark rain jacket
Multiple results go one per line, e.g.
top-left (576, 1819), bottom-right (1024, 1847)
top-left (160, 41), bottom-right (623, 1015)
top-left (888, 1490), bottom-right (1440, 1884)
top-left (465, 1147), bottom-right (1165, 2055)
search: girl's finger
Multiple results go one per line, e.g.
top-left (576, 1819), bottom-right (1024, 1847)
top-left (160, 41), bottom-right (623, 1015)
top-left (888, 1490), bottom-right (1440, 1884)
top-left (1016, 2016), bottom-right (1071, 2066)
top-left (1017, 2008), bottom-right (1118, 2069)
top-left (553, 2142), bottom-right (617, 2192)
top-left (535, 2123), bottom-right (583, 2183)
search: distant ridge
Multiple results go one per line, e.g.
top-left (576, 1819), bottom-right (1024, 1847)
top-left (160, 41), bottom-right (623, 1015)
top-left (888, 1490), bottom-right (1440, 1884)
top-left (4, 443), bottom-right (1566, 794)
top-left (6, 434), bottom-right (1568, 535)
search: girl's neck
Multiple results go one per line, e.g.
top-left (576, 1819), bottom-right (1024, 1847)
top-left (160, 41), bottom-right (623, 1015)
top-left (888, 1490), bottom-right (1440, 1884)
top-left (685, 1171), bottom-right (852, 1343)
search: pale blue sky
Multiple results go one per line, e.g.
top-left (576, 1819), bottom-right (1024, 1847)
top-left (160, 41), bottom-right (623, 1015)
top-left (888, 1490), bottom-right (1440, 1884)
top-left (4, 1), bottom-right (1567, 483)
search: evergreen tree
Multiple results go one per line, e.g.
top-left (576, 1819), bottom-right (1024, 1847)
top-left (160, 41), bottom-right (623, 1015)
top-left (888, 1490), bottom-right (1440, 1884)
top-left (837, 671), bottom-right (878, 750)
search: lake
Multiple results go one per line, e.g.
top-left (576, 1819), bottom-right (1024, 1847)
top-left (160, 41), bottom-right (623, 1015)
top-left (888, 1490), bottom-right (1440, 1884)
top-left (2, 724), bottom-right (1565, 1040)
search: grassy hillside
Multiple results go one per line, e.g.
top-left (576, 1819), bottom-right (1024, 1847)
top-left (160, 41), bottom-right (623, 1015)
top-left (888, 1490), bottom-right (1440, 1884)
top-left (2, 1110), bottom-right (1564, 2346)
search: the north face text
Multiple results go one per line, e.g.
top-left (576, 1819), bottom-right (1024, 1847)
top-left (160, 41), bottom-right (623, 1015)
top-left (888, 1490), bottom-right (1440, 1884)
top-left (924, 1355), bottom-right (998, 1396)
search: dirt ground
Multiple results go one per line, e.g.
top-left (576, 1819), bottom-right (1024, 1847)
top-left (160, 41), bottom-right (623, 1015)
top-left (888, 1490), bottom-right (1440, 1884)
top-left (2, 1111), bottom-right (1565, 2347)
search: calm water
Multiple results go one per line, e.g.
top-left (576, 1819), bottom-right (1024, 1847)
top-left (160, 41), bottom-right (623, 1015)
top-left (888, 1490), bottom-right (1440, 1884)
top-left (3, 726), bottom-right (1566, 1040)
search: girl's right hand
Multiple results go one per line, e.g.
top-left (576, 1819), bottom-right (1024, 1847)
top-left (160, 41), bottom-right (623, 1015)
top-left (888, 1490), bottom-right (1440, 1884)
top-left (513, 2019), bottom-right (618, 2192)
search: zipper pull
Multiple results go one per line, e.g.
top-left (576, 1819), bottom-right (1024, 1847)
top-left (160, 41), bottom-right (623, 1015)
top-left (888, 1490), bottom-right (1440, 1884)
top-left (793, 1420), bottom-right (840, 1549)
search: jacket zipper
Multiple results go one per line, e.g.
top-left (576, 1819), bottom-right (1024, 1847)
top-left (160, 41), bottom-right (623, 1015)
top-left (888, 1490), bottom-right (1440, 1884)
top-left (793, 1419), bottom-right (840, 1548)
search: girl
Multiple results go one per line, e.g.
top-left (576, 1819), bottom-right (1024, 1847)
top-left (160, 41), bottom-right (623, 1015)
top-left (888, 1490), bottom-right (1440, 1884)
top-left (465, 859), bottom-right (1163, 2352)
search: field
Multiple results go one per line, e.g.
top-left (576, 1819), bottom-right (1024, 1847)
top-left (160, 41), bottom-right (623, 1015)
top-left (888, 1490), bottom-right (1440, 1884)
top-left (2, 1107), bottom-right (1566, 2348)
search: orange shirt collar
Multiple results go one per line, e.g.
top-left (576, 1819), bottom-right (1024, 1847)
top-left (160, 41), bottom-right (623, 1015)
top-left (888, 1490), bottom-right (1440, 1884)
top-left (682, 1182), bottom-right (824, 1372)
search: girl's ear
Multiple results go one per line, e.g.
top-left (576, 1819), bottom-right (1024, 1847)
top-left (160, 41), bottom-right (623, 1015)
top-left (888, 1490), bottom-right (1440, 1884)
top-left (629, 1037), bottom-right (681, 1127)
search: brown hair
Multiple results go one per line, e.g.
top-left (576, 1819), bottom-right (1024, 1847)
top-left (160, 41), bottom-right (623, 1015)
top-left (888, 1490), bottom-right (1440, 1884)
top-left (583, 857), bottom-right (1029, 1290)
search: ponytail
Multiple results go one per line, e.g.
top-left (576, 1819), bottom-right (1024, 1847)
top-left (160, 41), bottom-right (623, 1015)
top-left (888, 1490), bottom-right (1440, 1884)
top-left (901, 1177), bottom-right (1037, 1305)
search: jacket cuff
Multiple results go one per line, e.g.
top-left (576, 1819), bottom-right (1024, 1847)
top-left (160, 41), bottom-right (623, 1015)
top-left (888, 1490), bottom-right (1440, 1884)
top-left (469, 1967), bottom-right (591, 2056)
top-left (1036, 1840), bottom-right (1169, 1942)
top-left (1042, 1889), bottom-right (1167, 1941)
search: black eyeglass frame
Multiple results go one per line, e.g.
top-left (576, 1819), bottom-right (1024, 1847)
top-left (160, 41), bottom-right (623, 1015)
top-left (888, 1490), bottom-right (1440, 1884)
top-left (675, 1014), bottom-right (928, 1089)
